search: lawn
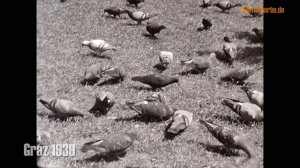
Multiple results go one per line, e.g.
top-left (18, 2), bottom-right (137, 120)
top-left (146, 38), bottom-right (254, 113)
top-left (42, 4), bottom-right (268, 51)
top-left (37, 0), bottom-right (263, 167)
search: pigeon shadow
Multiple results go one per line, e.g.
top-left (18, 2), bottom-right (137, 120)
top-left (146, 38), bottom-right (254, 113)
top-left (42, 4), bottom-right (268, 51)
top-left (37, 112), bottom-right (82, 122)
top-left (153, 63), bottom-right (167, 72)
top-left (197, 27), bottom-right (210, 32)
top-left (213, 114), bottom-right (261, 126)
top-left (213, 114), bottom-right (249, 125)
top-left (198, 142), bottom-right (240, 157)
top-left (142, 33), bottom-right (158, 40)
top-left (123, 22), bottom-right (142, 26)
top-left (233, 31), bottom-right (261, 44)
top-left (236, 46), bottom-right (263, 65)
top-left (79, 152), bottom-right (127, 163)
top-left (88, 108), bottom-right (109, 117)
top-left (195, 50), bottom-right (213, 56)
top-left (103, 15), bottom-right (125, 20)
top-left (80, 79), bottom-right (100, 86)
top-left (114, 115), bottom-right (164, 124)
top-left (214, 51), bottom-right (233, 65)
top-left (127, 85), bottom-right (156, 91)
top-left (83, 53), bottom-right (112, 60)
top-left (163, 123), bottom-right (185, 140)
top-left (179, 69), bottom-right (206, 76)
top-left (96, 78), bottom-right (123, 87)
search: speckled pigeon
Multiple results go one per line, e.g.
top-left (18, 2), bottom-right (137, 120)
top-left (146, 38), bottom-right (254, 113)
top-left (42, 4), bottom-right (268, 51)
top-left (222, 98), bottom-right (263, 122)
top-left (220, 67), bottom-right (263, 85)
top-left (223, 36), bottom-right (238, 62)
top-left (131, 74), bottom-right (179, 89)
top-left (180, 53), bottom-right (216, 74)
top-left (81, 132), bottom-right (137, 156)
top-left (167, 110), bottom-right (193, 134)
top-left (89, 91), bottom-right (115, 116)
top-left (104, 7), bottom-right (126, 18)
top-left (124, 10), bottom-right (158, 25)
top-left (214, 0), bottom-right (242, 13)
top-left (200, 119), bottom-right (255, 159)
top-left (39, 98), bottom-right (86, 118)
top-left (102, 66), bottom-right (127, 82)
top-left (126, 99), bottom-right (177, 120)
top-left (241, 86), bottom-right (263, 110)
top-left (83, 64), bottom-right (104, 84)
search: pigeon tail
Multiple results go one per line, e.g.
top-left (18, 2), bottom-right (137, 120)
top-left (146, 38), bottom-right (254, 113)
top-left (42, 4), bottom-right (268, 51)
top-left (167, 127), bottom-right (180, 134)
top-left (39, 98), bottom-right (51, 110)
top-left (148, 13), bottom-right (158, 19)
top-left (131, 76), bottom-right (142, 81)
top-left (221, 98), bottom-right (236, 108)
top-left (81, 140), bottom-right (104, 153)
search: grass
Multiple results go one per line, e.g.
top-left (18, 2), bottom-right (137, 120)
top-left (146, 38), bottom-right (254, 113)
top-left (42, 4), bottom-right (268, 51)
top-left (37, 0), bottom-right (263, 167)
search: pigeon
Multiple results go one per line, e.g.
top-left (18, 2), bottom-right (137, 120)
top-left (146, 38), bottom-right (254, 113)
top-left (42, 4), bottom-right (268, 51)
top-left (223, 36), bottom-right (238, 63)
top-left (200, 119), bottom-right (255, 159)
top-left (104, 7), bottom-right (126, 18)
top-left (146, 22), bottom-right (167, 37)
top-left (243, 7), bottom-right (263, 17)
top-left (89, 91), bottom-right (115, 116)
top-left (159, 51), bottom-right (173, 68)
top-left (82, 39), bottom-right (117, 56)
top-left (124, 10), bottom-right (158, 25)
top-left (202, 18), bottom-right (213, 30)
top-left (220, 67), bottom-right (263, 85)
top-left (200, 0), bottom-right (212, 8)
top-left (83, 64), bottom-right (104, 84)
top-left (131, 74), bottom-right (179, 90)
top-left (126, 99), bottom-right (177, 120)
top-left (126, 0), bottom-right (145, 8)
top-left (102, 66), bottom-right (127, 82)
top-left (214, 0), bottom-right (242, 13)
top-left (81, 132), bottom-right (137, 157)
top-left (252, 28), bottom-right (263, 42)
top-left (180, 53), bottom-right (216, 74)
top-left (167, 110), bottom-right (193, 134)
top-left (37, 130), bottom-right (51, 146)
top-left (222, 98), bottom-right (263, 122)
top-left (39, 98), bottom-right (86, 118)
top-left (241, 86), bottom-right (264, 109)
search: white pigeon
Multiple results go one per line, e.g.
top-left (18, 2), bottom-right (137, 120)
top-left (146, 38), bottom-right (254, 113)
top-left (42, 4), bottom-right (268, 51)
top-left (159, 51), bottom-right (173, 68)
top-left (82, 39), bottom-right (117, 56)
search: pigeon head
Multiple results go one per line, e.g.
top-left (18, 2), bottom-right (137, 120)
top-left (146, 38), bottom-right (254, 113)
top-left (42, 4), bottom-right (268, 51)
top-left (252, 28), bottom-right (260, 33)
top-left (129, 132), bottom-right (138, 140)
top-left (223, 36), bottom-right (231, 42)
top-left (160, 25), bottom-right (167, 30)
top-left (82, 40), bottom-right (90, 46)
top-left (171, 77), bottom-right (179, 83)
